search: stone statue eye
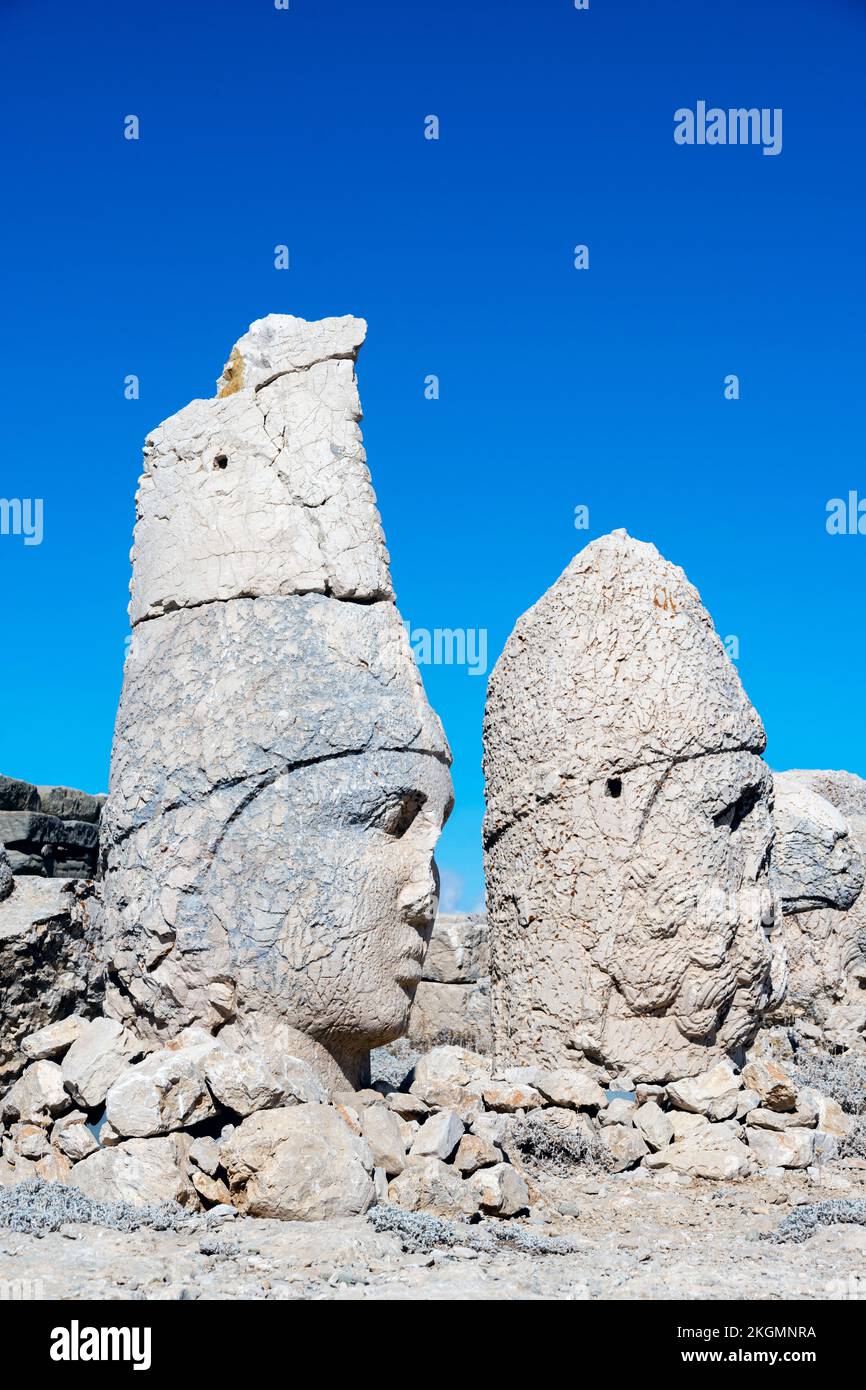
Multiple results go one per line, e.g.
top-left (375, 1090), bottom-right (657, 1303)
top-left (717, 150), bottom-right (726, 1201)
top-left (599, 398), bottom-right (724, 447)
top-left (713, 784), bottom-right (760, 832)
top-left (606, 777), bottom-right (622, 798)
top-left (380, 792), bottom-right (426, 838)
top-left (213, 454), bottom-right (228, 470)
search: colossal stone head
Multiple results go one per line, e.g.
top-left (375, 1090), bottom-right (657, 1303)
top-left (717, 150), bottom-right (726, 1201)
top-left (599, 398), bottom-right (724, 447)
top-left (483, 531), bottom-right (784, 1083)
top-left (101, 315), bottom-right (453, 1088)
top-left (772, 769), bottom-right (866, 1049)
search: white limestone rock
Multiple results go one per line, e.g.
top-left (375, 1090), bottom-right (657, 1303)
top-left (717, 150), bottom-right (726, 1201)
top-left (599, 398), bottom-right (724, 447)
top-left (746, 1126), bottom-right (815, 1169)
top-left (469, 1162), bottom-right (529, 1217)
top-left (421, 913), bottom-right (489, 983)
top-left (644, 1133), bottom-right (752, 1180)
top-left (388, 1156), bottom-right (477, 1218)
top-left (104, 1030), bottom-right (220, 1138)
top-left (69, 1134), bottom-right (198, 1207)
top-left (666, 1062), bottom-right (742, 1121)
top-left (50, 1111), bottom-right (99, 1162)
top-left (740, 1058), bottom-right (797, 1113)
top-left (1, 1060), bottom-right (68, 1126)
top-left (220, 1103), bottom-right (375, 1221)
top-left (61, 1017), bottom-right (142, 1109)
top-left (483, 531), bottom-right (783, 1084)
top-left (634, 1100), bottom-right (674, 1151)
top-left (409, 1108), bottom-right (464, 1161)
top-left (21, 1016), bottom-right (89, 1061)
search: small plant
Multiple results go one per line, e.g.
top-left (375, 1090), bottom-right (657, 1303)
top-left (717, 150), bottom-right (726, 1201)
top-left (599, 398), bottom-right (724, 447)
top-left (766, 1198), bottom-right (866, 1245)
top-left (511, 1111), bottom-right (612, 1176)
top-left (789, 1045), bottom-right (866, 1116)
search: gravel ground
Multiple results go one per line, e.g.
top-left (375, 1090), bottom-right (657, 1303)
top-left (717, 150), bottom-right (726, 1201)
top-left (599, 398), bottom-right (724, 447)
top-left (2, 1166), bottom-right (865, 1301)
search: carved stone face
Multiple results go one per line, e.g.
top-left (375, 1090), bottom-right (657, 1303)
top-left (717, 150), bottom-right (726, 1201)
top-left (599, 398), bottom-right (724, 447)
top-left (209, 752), bottom-right (454, 1047)
top-left (101, 316), bottom-right (454, 1088)
top-left (484, 531), bottom-right (784, 1083)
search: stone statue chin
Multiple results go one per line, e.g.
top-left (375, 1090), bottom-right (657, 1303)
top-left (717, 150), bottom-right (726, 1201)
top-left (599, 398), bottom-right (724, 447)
top-left (100, 315), bottom-right (453, 1090)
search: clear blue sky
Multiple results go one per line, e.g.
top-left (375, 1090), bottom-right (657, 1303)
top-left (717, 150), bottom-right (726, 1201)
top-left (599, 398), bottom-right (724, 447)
top-left (1, 0), bottom-right (864, 912)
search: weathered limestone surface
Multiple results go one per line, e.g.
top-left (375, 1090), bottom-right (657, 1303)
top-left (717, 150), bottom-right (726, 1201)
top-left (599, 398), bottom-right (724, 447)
top-left (100, 316), bottom-right (453, 1089)
top-left (0, 775), bottom-right (104, 880)
top-left (483, 531), bottom-right (784, 1083)
top-left (771, 770), bottom-right (866, 1048)
top-left (0, 880), bottom-right (102, 1086)
top-left (774, 774), bottom-right (863, 915)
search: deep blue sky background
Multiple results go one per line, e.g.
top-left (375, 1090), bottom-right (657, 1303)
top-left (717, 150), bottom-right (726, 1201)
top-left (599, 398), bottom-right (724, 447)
top-left (1, 0), bottom-right (864, 911)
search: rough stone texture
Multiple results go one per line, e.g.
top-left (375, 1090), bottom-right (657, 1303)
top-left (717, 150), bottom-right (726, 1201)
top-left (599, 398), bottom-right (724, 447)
top-left (469, 1162), bottom-right (529, 1216)
top-left (387, 1157), bottom-right (477, 1218)
top-left (771, 771), bottom-right (866, 1049)
top-left (0, 847), bottom-right (11, 902)
top-left (746, 1126), bottom-right (815, 1170)
top-left (69, 1135), bottom-right (198, 1208)
top-left (203, 1034), bottom-right (326, 1116)
top-left (0, 777), bottom-right (104, 879)
top-left (408, 979), bottom-right (492, 1052)
top-left (1, 1060), bottom-right (68, 1127)
top-left (483, 531), bottom-right (784, 1085)
top-left (21, 1016), bottom-right (88, 1061)
top-left (644, 1134), bottom-right (752, 1180)
top-left (221, 1103), bottom-right (375, 1221)
top-left (409, 1109), bottom-right (464, 1161)
top-left (0, 880), bottom-right (103, 1086)
top-left (104, 1029), bottom-right (220, 1138)
top-left (666, 1061), bottom-right (741, 1121)
top-left (61, 1018), bottom-right (142, 1109)
top-left (741, 1058), bottom-right (797, 1113)
top-left (420, 913), bottom-right (489, 984)
top-left (99, 316), bottom-right (453, 1090)
top-left (774, 774), bottom-right (863, 915)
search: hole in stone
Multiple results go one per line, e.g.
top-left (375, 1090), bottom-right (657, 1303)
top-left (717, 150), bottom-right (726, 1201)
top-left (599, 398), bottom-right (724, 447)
top-left (606, 777), bottom-right (622, 798)
top-left (213, 454), bottom-right (228, 470)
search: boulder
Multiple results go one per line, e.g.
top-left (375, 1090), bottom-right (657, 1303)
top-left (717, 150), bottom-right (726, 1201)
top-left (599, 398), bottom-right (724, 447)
top-left (360, 1104), bottom-right (406, 1177)
top-left (469, 1162), bottom-right (529, 1216)
top-left (740, 1058), bottom-right (797, 1113)
top-left (99, 315), bottom-right (453, 1092)
top-left (408, 1109), bottom-right (464, 1161)
top-left (50, 1111), bottom-right (99, 1162)
top-left (61, 1017), bottom-right (141, 1109)
top-left (644, 1134), bottom-right (752, 1180)
top-left (1, 1060), bottom-right (68, 1126)
top-left (601, 1124), bottom-right (649, 1171)
top-left (104, 1030), bottom-right (220, 1137)
top-left (203, 1041), bottom-right (325, 1117)
top-left (453, 1131), bottom-right (503, 1174)
top-left (388, 1157), bottom-right (477, 1218)
top-left (533, 1069), bottom-right (608, 1111)
top-left (480, 1080), bottom-right (544, 1113)
top-left (634, 1101), bottom-right (674, 1151)
top-left (483, 531), bottom-right (782, 1084)
top-left (69, 1134), bottom-right (198, 1207)
top-left (410, 1046), bottom-right (491, 1094)
top-left (746, 1126), bottom-right (815, 1169)
top-left (408, 979), bottom-right (492, 1053)
top-left (220, 1103), bottom-right (375, 1220)
top-left (421, 912), bottom-right (489, 983)
top-left (21, 1015), bottom-right (89, 1061)
top-left (667, 1062), bottom-right (742, 1121)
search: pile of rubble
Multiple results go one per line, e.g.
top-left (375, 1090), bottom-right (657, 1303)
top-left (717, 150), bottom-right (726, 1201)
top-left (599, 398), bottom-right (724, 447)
top-left (2, 1017), bottom-right (861, 1229)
